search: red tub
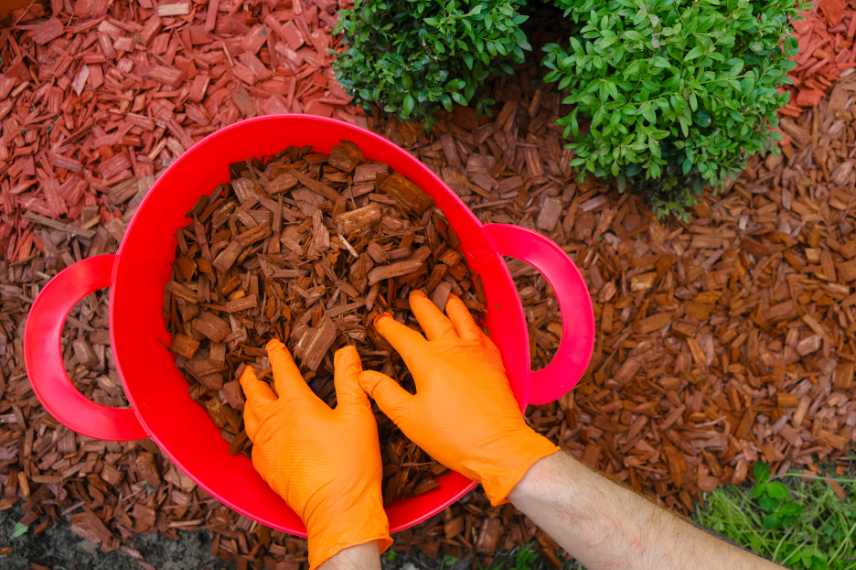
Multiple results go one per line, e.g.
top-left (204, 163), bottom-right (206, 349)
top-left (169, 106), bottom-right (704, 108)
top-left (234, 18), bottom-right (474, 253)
top-left (24, 115), bottom-right (594, 535)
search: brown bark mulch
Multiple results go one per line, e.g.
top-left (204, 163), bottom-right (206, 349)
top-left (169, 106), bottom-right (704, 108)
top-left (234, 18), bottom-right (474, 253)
top-left (380, 66), bottom-right (856, 562)
top-left (164, 141), bottom-right (492, 503)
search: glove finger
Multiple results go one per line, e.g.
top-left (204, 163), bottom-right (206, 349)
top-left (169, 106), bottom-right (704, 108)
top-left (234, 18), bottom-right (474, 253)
top-left (243, 411), bottom-right (260, 442)
top-left (333, 345), bottom-right (370, 410)
top-left (266, 339), bottom-right (315, 402)
top-left (409, 289), bottom-right (456, 340)
top-left (238, 366), bottom-right (274, 441)
top-left (373, 313), bottom-right (426, 363)
top-left (358, 370), bottom-right (413, 425)
top-left (446, 294), bottom-right (483, 341)
top-left (238, 365), bottom-right (277, 403)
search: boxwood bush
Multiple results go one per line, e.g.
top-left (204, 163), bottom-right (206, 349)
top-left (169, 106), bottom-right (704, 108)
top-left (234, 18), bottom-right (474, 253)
top-left (334, 0), bottom-right (531, 123)
top-left (542, 0), bottom-right (798, 218)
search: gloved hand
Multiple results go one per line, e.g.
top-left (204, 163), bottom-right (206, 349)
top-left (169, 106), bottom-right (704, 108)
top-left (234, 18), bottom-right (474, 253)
top-left (358, 290), bottom-right (558, 505)
top-left (239, 340), bottom-right (391, 569)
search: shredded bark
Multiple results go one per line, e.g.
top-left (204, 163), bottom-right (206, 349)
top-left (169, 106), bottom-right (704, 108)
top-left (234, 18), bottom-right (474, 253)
top-left (778, 1), bottom-right (856, 120)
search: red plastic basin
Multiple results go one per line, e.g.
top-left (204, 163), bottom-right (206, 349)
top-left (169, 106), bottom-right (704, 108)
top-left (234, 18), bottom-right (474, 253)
top-left (24, 115), bottom-right (594, 535)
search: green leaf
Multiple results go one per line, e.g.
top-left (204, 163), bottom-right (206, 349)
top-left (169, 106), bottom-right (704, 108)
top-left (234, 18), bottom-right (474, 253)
top-left (753, 462), bottom-right (771, 484)
top-left (11, 522), bottom-right (28, 539)
top-left (686, 46), bottom-right (705, 60)
top-left (758, 496), bottom-right (779, 511)
top-left (640, 102), bottom-right (656, 123)
top-left (762, 513), bottom-right (783, 529)
top-left (446, 79), bottom-right (466, 91)
top-left (777, 502), bottom-right (803, 518)
top-left (513, 28), bottom-right (531, 51)
top-left (651, 56), bottom-right (671, 69)
top-left (402, 94), bottom-right (415, 118)
top-left (605, 81), bottom-right (619, 100)
top-left (764, 482), bottom-right (789, 500)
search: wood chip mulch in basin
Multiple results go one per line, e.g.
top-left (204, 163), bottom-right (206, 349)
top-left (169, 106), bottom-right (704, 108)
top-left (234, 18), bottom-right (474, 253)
top-left (164, 141), bottom-right (491, 503)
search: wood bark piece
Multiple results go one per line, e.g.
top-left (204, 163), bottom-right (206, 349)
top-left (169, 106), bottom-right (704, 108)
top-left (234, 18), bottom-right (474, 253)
top-left (23, 212), bottom-right (95, 239)
top-left (328, 140), bottom-right (363, 172)
top-left (291, 170), bottom-right (341, 202)
top-left (69, 511), bottom-right (115, 550)
top-left (367, 259), bottom-right (424, 286)
top-left (295, 318), bottom-right (337, 372)
top-left (71, 339), bottom-right (97, 366)
top-left (536, 196), bottom-right (563, 231)
top-left (192, 312), bottom-right (230, 342)
top-left (212, 241), bottom-right (243, 273)
top-left (157, 2), bottom-right (190, 16)
top-left (431, 282), bottom-right (453, 310)
top-left (269, 172), bottom-right (298, 194)
top-left (380, 173), bottom-right (434, 214)
top-left (476, 518), bottom-right (501, 553)
top-left (222, 295), bottom-right (258, 313)
top-left (170, 334), bottom-right (200, 359)
top-left (335, 204), bottom-right (382, 236)
top-left (354, 163), bottom-right (389, 184)
top-left (0, 0), bottom-right (365, 268)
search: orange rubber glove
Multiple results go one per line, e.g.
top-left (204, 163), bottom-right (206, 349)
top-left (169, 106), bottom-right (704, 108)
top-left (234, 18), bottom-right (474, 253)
top-left (239, 340), bottom-right (392, 569)
top-left (358, 290), bottom-right (558, 506)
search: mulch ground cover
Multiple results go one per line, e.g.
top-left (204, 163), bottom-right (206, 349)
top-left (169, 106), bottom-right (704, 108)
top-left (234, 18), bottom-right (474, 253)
top-left (1, 2), bottom-right (855, 568)
top-left (1, 0), bottom-right (361, 264)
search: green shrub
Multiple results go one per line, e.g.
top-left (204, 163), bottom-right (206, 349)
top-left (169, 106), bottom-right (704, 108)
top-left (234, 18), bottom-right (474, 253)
top-left (543, 0), bottom-right (799, 218)
top-left (334, 0), bottom-right (531, 123)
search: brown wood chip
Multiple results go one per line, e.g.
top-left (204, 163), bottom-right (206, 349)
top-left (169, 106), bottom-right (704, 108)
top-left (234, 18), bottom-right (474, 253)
top-left (380, 173), bottom-right (434, 214)
top-left (367, 259), bottom-right (424, 286)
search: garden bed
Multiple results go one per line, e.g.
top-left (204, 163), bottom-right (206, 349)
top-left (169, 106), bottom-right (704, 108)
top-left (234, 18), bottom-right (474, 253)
top-left (1, 1), bottom-right (855, 568)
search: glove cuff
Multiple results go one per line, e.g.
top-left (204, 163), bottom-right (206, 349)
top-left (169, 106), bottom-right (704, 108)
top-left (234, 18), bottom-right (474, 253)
top-left (306, 496), bottom-right (392, 569)
top-left (477, 429), bottom-right (559, 506)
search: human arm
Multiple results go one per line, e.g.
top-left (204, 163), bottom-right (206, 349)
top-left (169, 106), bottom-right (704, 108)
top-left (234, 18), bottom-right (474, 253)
top-left (319, 542), bottom-right (380, 570)
top-left (359, 291), bottom-right (781, 570)
top-left (511, 452), bottom-right (781, 570)
top-left (239, 340), bottom-right (390, 569)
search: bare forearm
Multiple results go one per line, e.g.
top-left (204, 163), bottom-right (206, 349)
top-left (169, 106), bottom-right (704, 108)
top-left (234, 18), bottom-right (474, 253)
top-left (510, 452), bottom-right (781, 570)
top-left (318, 542), bottom-right (381, 570)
